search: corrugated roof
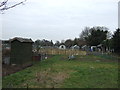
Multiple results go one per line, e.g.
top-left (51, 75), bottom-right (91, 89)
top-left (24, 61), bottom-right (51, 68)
top-left (10, 37), bottom-right (33, 43)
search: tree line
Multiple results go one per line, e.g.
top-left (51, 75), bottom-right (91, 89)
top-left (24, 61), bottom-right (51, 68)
top-left (34, 26), bottom-right (120, 54)
top-left (79, 26), bottom-right (120, 54)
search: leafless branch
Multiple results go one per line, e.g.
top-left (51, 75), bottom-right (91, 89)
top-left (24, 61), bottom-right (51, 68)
top-left (0, 0), bottom-right (26, 11)
top-left (0, 0), bottom-right (8, 7)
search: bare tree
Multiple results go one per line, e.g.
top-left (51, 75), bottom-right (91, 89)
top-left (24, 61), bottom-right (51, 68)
top-left (79, 27), bottom-right (92, 40)
top-left (0, 0), bottom-right (26, 12)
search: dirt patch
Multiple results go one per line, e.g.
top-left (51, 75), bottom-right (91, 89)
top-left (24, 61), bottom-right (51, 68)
top-left (2, 55), bottom-right (54, 77)
top-left (52, 72), bottom-right (69, 83)
top-left (60, 55), bottom-right (119, 63)
top-left (77, 56), bottom-right (119, 63)
top-left (23, 68), bottom-right (70, 88)
top-left (2, 64), bottom-right (33, 77)
top-left (60, 55), bottom-right (69, 61)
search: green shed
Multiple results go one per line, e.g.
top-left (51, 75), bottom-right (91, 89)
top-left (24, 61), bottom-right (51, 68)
top-left (10, 37), bottom-right (33, 65)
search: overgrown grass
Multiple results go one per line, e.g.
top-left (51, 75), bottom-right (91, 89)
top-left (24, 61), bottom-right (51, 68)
top-left (2, 54), bottom-right (119, 88)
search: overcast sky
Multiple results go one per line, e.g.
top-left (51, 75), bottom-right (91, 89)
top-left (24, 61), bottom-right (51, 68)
top-left (1, 0), bottom-right (119, 42)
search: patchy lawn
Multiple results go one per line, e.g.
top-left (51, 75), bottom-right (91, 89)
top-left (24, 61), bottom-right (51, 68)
top-left (2, 54), bottom-right (119, 88)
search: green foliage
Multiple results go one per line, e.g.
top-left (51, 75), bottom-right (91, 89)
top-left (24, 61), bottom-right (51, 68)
top-left (85, 27), bottom-right (108, 46)
top-left (79, 26), bottom-right (109, 46)
top-left (112, 28), bottom-right (120, 53)
top-left (102, 39), bottom-right (113, 49)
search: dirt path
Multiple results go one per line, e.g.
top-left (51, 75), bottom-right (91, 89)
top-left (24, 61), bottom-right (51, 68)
top-left (2, 64), bottom-right (33, 77)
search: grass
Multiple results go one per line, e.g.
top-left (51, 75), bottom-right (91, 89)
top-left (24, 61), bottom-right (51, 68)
top-left (2, 54), bottom-right (119, 88)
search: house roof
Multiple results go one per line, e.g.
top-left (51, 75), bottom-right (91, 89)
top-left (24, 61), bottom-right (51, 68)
top-left (10, 37), bottom-right (33, 43)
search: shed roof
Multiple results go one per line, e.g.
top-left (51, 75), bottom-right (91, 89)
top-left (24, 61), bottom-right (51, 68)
top-left (10, 37), bottom-right (33, 43)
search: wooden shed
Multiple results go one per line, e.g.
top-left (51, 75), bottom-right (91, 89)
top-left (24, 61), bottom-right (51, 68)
top-left (10, 37), bottom-right (33, 65)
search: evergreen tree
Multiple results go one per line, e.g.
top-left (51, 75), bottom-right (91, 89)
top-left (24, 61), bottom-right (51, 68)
top-left (85, 27), bottom-right (108, 46)
top-left (112, 28), bottom-right (120, 53)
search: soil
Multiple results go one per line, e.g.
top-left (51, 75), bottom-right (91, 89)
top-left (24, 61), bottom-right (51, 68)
top-left (2, 64), bottom-right (33, 77)
top-left (2, 54), bottom-right (54, 77)
top-left (60, 55), bottom-right (119, 63)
